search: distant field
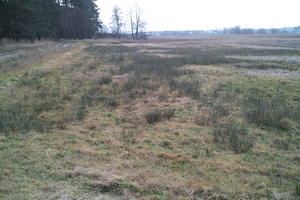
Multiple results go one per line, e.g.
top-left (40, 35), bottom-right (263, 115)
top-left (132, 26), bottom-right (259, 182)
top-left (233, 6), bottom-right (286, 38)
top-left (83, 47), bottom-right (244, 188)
top-left (0, 35), bottom-right (299, 200)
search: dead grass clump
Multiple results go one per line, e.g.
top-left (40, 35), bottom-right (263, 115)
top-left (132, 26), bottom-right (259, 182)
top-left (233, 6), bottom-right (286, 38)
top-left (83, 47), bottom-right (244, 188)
top-left (104, 96), bottom-right (119, 108)
top-left (272, 138), bottom-right (290, 151)
top-left (117, 127), bottom-right (142, 144)
top-left (144, 108), bottom-right (175, 124)
top-left (159, 140), bottom-right (172, 148)
top-left (170, 78), bottom-right (202, 100)
top-left (72, 167), bottom-right (102, 179)
top-left (195, 104), bottom-right (230, 126)
top-left (84, 121), bottom-right (98, 130)
top-left (195, 107), bottom-right (214, 126)
top-left (89, 175), bottom-right (122, 193)
top-left (158, 152), bottom-right (191, 163)
top-left (96, 75), bottom-right (112, 85)
top-left (72, 144), bottom-right (98, 155)
top-left (116, 111), bottom-right (141, 126)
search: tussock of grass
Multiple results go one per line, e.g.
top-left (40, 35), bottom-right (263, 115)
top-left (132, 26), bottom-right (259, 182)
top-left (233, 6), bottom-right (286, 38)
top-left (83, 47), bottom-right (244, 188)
top-left (245, 97), bottom-right (298, 132)
top-left (144, 108), bottom-right (175, 124)
top-left (118, 127), bottom-right (142, 144)
top-left (170, 78), bottom-right (202, 99)
top-left (213, 123), bottom-right (255, 153)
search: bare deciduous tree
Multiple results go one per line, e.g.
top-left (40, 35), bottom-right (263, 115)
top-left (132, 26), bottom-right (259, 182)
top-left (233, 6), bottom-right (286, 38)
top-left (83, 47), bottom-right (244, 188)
top-left (111, 6), bottom-right (123, 38)
top-left (129, 5), bottom-right (146, 40)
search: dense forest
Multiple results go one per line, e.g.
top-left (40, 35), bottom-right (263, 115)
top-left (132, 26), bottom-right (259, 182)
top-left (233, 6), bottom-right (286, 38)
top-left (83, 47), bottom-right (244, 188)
top-left (0, 0), bottom-right (101, 41)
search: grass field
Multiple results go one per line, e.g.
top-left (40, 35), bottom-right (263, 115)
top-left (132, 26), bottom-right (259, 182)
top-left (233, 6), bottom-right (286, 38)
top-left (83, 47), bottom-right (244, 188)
top-left (0, 35), bottom-right (300, 200)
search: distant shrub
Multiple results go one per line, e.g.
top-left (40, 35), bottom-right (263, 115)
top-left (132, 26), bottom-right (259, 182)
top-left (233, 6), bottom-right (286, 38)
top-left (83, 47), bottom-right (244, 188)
top-left (213, 123), bottom-right (255, 153)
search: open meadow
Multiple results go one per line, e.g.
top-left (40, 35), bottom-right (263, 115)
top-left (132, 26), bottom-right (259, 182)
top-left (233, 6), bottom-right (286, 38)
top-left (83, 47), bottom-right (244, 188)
top-left (0, 35), bottom-right (300, 200)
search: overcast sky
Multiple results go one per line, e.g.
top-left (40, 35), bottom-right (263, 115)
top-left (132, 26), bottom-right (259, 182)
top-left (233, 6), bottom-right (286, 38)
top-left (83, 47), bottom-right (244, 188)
top-left (96, 0), bottom-right (300, 31)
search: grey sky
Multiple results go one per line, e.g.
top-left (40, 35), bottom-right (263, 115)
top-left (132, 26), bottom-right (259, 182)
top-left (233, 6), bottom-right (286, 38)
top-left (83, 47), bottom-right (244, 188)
top-left (96, 0), bottom-right (300, 31)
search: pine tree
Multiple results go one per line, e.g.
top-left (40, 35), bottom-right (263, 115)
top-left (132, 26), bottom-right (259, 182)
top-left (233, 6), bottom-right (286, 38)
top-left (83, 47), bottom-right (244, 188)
top-left (0, 0), bottom-right (101, 41)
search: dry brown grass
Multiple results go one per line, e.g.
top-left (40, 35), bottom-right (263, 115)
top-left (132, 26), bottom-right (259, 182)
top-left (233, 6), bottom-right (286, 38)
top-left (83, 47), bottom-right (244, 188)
top-left (1, 35), bottom-right (299, 200)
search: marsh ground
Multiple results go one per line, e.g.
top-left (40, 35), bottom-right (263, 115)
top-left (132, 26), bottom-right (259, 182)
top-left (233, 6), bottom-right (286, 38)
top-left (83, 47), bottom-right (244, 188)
top-left (0, 35), bottom-right (299, 200)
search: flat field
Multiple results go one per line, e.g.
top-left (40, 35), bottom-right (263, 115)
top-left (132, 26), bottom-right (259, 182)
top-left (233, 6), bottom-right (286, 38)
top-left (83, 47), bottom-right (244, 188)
top-left (0, 35), bottom-right (299, 200)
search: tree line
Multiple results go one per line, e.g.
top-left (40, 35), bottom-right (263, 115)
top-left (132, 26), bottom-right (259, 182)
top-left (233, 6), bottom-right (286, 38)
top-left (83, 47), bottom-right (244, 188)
top-left (99, 5), bottom-right (146, 40)
top-left (0, 0), bottom-right (101, 41)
